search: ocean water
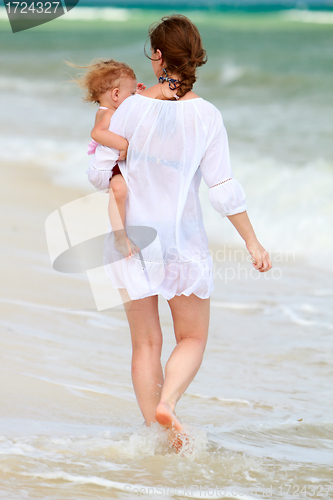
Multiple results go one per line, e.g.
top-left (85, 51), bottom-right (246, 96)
top-left (1, 7), bottom-right (333, 268)
top-left (0, 7), bottom-right (333, 500)
top-left (0, 262), bottom-right (333, 499)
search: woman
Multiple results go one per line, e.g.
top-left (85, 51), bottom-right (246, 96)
top-left (103, 15), bottom-right (272, 446)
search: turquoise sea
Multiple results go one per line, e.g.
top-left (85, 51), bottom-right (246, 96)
top-left (0, 7), bottom-right (332, 500)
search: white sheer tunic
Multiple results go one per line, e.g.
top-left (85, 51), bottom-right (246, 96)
top-left (98, 94), bottom-right (246, 300)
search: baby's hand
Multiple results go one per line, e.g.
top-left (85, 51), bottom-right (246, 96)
top-left (118, 145), bottom-right (128, 161)
top-left (117, 139), bottom-right (129, 161)
top-left (136, 82), bottom-right (146, 94)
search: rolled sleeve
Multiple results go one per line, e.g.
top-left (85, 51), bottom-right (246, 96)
top-left (209, 178), bottom-right (246, 218)
top-left (200, 108), bottom-right (246, 217)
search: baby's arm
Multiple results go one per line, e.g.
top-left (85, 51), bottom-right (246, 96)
top-left (91, 109), bottom-right (128, 153)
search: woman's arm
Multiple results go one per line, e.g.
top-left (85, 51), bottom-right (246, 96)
top-left (199, 107), bottom-right (272, 273)
top-left (227, 211), bottom-right (272, 272)
top-left (91, 109), bottom-right (128, 152)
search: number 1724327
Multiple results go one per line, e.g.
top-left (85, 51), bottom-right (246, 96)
top-left (5, 2), bottom-right (60, 14)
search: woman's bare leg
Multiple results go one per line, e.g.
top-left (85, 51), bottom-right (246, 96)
top-left (122, 294), bottom-right (164, 425)
top-left (108, 175), bottom-right (139, 259)
top-left (155, 294), bottom-right (210, 434)
top-left (121, 292), bottom-right (209, 438)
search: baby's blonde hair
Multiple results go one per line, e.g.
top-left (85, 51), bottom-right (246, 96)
top-left (68, 59), bottom-right (136, 104)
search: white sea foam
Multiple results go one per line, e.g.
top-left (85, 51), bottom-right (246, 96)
top-left (0, 76), bottom-right (60, 94)
top-left (280, 305), bottom-right (333, 330)
top-left (1, 424), bottom-right (207, 464)
top-left (186, 393), bottom-right (251, 406)
top-left (19, 470), bottom-right (257, 499)
top-left (207, 422), bottom-right (333, 465)
top-left (282, 9), bottom-right (333, 24)
top-left (300, 303), bottom-right (320, 315)
top-left (313, 289), bottom-right (333, 297)
top-left (62, 7), bottom-right (132, 22)
top-left (211, 301), bottom-right (263, 311)
top-left (20, 372), bottom-right (135, 400)
top-left (200, 155), bottom-right (333, 272)
top-left (0, 134), bottom-right (90, 190)
top-left (0, 7), bottom-right (8, 20)
top-left (219, 62), bottom-right (246, 85)
top-left (0, 296), bottom-right (124, 322)
top-left (210, 301), bottom-right (333, 330)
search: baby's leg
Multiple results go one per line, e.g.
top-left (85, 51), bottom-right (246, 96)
top-left (108, 172), bottom-right (140, 259)
top-left (109, 172), bottom-right (127, 230)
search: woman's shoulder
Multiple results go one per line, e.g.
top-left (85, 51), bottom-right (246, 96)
top-left (195, 98), bottom-right (223, 123)
top-left (196, 98), bottom-right (220, 112)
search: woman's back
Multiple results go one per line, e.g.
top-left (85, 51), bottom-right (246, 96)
top-left (109, 94), bottom-right (234, 264)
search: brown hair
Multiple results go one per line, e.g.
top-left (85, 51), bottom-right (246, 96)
top-left (147, 14), bottom-right (207, 100)
top-left (67, 59), bottom-right (136, 104)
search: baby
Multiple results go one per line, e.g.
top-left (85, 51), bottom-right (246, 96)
top-left (77, 59), bottom-right (143, 259)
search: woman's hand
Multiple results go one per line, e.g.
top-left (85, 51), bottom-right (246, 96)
top-left (246, 239), bottom-right (272, 273)
top-left (226, 212), bottom-right (272, 272)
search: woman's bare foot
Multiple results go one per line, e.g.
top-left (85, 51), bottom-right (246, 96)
top-left (155, 401), bottom-right (185, 452)
top-left (114, 236), bottom-right (140, 260)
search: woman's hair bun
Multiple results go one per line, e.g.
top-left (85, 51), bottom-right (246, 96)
top-left (147, 14), bottom-right (207, 99)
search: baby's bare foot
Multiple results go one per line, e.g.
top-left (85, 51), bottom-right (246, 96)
top-left (128, 239), bottom-right (140, 258)
top-left (115, 236), bottom-right (140, 260)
